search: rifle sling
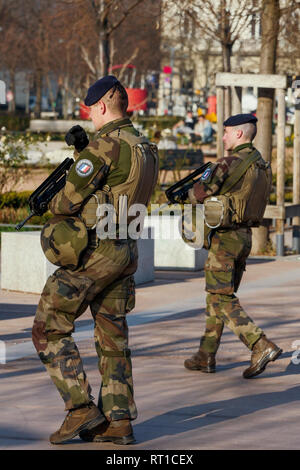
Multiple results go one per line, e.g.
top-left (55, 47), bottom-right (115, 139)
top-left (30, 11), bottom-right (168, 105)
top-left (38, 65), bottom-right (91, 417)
top-left (219, 149), bottom-right (260, 195)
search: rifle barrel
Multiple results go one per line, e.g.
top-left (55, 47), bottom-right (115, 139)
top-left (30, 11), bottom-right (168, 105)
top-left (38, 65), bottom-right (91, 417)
top-left (15, 212), bottom-right (35, 231)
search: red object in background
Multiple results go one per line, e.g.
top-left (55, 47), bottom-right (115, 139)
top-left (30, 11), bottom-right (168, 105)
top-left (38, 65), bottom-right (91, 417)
top-left (126, 88), bottom-right (148, 112)
top-left (163, 66), bottom-right (172, 74)
top-left (79, 102), bottom-right (90, 120)
top-left (79, 89), bottom-right (148, 118)
top-left (207, 95), bottom-right (217, 115)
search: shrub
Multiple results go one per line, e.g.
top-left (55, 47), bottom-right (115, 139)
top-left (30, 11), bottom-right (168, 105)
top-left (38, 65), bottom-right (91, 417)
top-left (0, 113), bottom-right (30, 131)
top-left (0, 191), bottom-right (32, 209)
top-left (0, 206), bottom-right (52, 224)
top-left (0, 190), bottom-right (52, 225)
top-left (269, 192), bottom-right (293, 204)
top-left (0, 131), bottom-right (31, 193)
top-left (272, 173), bottom-right (293, 187)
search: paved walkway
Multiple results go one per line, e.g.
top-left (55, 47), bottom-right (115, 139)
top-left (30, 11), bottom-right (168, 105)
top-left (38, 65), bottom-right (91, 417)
top-left (0, 256), bottom-right (300, 450)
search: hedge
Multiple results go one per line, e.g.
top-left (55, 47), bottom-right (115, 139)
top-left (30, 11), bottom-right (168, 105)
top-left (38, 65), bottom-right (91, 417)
top-left (272, 174), bottom-right (293, 187)
top-left (0, 188), bottom-right (294, 212)
top-left (0, 113), bottom-right (30, 131)
top-left (0, 191), bottom-right (32, 209)
top-left (134, 116), bottom-right (182, 130)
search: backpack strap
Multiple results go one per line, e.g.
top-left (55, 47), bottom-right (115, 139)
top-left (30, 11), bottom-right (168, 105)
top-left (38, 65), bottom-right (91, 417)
top-left (219, 149), bottom-right (261, 195)
top-left (108, 128), bottom-right (149, 146)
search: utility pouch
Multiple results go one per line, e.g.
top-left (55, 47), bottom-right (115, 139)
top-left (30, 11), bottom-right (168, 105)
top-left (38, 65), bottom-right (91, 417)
top-left (204, 195), bottom-right (234, 229)
top-left (80, 185), bottom-right (113, 229)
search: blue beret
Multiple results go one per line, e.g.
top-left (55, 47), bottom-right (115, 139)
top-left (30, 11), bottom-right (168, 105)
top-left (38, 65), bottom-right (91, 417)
top-left (223, 113), bottom-right (257, 127)
top-left (84, 75), bottom-right (119, 106)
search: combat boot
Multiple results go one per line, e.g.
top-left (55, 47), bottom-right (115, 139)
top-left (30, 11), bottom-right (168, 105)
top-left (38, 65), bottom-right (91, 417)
top-left (79, 419), bottom-right (135, 445)
top-left (50, 402), bottom-right (105, 445)
top-left (243, 335), bottom-right (282, 379)
top-left (184, 349), bottom-right (216, 372)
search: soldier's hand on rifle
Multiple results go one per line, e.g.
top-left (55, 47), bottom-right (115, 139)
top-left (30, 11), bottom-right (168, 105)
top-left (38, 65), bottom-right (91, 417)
top-left (178, 188), bottom-right (189, 204)
top-left (65, 125), bottom-right (89, 152)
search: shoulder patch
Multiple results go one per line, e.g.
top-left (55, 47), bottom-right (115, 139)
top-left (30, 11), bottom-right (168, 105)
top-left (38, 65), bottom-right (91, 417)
top-left (201, 168), bottom-right (212, 181)
top-left (75, 159), bottom-right (94, 177)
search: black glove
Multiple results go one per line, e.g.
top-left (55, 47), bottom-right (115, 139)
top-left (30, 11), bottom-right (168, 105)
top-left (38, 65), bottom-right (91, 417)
top-left (178, 188), bottom-right (189, 203)
top-left (65, 125), bottom-right (89, 152)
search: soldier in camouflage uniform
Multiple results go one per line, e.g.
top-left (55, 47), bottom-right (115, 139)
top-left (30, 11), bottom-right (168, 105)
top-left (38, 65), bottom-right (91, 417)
top-left (184, 114), bottom-right (282, 377)
top-left (32, 76), bottom-right (158, 445)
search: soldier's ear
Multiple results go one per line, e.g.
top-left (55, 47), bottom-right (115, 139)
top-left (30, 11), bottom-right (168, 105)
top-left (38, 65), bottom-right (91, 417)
top-left (98, 100), bottom-right (106, 114)
top-left (236, 129), bottom-right (243, 139)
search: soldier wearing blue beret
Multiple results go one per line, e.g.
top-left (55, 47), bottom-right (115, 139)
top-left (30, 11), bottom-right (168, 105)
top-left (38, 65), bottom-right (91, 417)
top-left (32, 75), bottom-right (159, 445)
top-left (84, 75), bottom-right (121, 106)
top-left (223, 113), bottom-right (258, 127)
top-left (184, 113), bottom-right (282, 378)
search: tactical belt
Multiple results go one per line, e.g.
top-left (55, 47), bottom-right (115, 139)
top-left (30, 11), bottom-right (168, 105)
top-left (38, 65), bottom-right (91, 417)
top-left (87, 229), bottom-right (130, 247)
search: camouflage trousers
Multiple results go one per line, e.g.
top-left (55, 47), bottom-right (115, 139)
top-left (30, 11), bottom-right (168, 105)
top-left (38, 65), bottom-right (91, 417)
top-left (32, 237), bottom-right (138, 421)
top-left (200, 228), bottom-right (263, 354)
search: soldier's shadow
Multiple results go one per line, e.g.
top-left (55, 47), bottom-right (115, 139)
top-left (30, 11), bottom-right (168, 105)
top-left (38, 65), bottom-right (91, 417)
top-left (134, 384), bottom-right (300, 443)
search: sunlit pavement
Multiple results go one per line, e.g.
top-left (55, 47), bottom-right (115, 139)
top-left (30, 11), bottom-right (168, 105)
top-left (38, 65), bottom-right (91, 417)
top-left (1, 255), bottom-right (300, 450)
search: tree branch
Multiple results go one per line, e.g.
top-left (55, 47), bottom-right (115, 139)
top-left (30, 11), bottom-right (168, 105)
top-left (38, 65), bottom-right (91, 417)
top-left (80, 45), bottom-right (96, 74)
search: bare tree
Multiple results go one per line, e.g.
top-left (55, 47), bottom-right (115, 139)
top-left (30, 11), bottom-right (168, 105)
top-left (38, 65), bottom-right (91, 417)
top-left (14, 0), bottom-right (65, 117)
top-left (0, 0), bottom-right (161, 117)
top-left (251, 0), bottom-right (300, 254)
top-left (168, 0), bottom-right (257, 117)
top-left (277, 0), bottom-right (300, 73)
top-left (64, 0), bottom-right (147, 79)
top-left (0, 1), bottom-right (27, 112)
top-left (250, 0), bottom-right (280, 254)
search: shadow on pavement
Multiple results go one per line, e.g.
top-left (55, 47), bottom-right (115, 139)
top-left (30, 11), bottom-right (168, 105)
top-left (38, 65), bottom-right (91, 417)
top-left (137, 257), bottom-right (275, 289)
top-left (247, 258), bottom-right (276, 264)
top-left (0, 427), bottom-right (44, 448)
top-left (0, 304), bottom-right (37, 320)
top-left (138, 270), bottom-right (205, 289)
top-left (134, 307), bottom-right (205, 326)
top-left (134, 385), bottom-right (300, 443)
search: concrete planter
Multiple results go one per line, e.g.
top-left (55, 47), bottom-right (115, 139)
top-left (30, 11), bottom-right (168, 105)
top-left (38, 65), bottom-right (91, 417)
top-left (1, 228), bottom-right (154, 294)
top-left (144, 215), bottom-right (207, 271)
top-left (29, 119), bottom-right (94, 133)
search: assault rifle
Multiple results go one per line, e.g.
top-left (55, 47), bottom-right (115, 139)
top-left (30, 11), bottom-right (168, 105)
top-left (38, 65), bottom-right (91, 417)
top-left (165, 162), bottom-right (211, 205)
top-left (15, 157), bottom-right (74, 230)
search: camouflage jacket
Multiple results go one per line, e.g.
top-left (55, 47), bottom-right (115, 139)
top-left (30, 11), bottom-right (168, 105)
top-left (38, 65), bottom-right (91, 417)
top-left (189, 143), bottom-right (259, 204)
top-left (49, 118), bottom-right (139, 215)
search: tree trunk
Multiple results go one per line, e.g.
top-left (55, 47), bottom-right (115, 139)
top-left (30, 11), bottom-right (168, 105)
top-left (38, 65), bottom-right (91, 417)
top-left (251, 0), bottom-right (280, 255)
top-left (8, 70), bottom-right (16, 113)
top-left (25, 73), bottom-right (30, 115)
top-left (222, 43), bottom-right (232, 119)
top-left (102, 31), bottom-right (110, 75)
top-left (63, 76), bottom-right (69, 120)
top-left (46, 74), bottom-right (56, 118)
top-left (35, 68), bottom-right (43, 118)
top-left (98, 8), bottom-right (110, 77)
top-left (255, 0), bottom-right (279, 162)
top-left (220, 0), bottom-right (232, 119)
